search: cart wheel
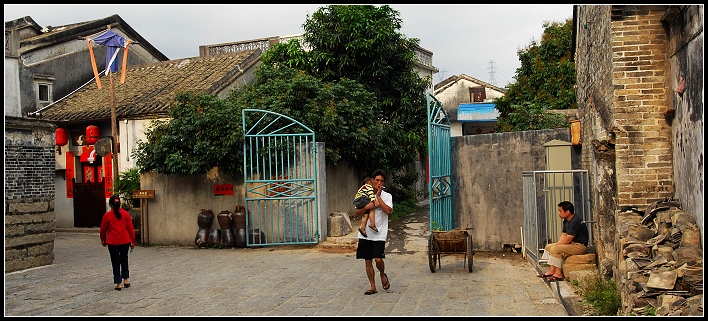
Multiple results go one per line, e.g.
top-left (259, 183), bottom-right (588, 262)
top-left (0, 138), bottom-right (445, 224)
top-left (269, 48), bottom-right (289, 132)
top-left (428, 234), bottom-right (439, 273)
top-left (466, 233), bottom-right (474, 273)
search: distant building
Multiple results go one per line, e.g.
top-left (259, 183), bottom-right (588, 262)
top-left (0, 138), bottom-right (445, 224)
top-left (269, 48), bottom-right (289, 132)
top-left (433, 74), bottom-right (507, 136)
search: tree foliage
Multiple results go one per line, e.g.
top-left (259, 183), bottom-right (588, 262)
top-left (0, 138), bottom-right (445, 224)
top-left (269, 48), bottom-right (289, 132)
top-left (133, 92), bottom-right (243, 175)
top-left (296, 4), bottom-right (430, 173)
top-left (135, 5), bottom-right (430, 182)
top-left (227, 63), bottom-right (382, 167)
top-left (494, 18), bottom-right (576, 132)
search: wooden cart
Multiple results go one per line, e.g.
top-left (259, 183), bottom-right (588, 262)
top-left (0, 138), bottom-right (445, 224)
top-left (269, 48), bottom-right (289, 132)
top-left (427, 227), bottom-right (475, 273)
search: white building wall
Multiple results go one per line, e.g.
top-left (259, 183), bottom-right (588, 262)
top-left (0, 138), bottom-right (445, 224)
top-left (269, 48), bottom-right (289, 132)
top-left (4, 57), bottom-right (22, 117)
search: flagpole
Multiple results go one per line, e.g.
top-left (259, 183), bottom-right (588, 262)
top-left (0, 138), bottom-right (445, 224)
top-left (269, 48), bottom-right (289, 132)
top-left (110, 71), bottom-right (119, 193)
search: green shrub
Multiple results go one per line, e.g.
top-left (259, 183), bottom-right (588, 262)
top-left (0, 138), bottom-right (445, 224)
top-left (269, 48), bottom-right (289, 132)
top-left (626, 305), bottom-right (657, 316)
top-left (114, 168), bottom-right (141, 209)
top-left (576, 276), bottom-right (621, 316)
top-left (389, 197), bottom-right (420, 220)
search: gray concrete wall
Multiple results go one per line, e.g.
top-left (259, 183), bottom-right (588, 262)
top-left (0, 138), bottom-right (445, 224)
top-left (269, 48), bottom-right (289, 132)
top-left (452, 128), bottom-right (577, 251)
top-left (140, 168), bottom-right (246, 247)
top-left (325, 161), bottom-right (360, 217)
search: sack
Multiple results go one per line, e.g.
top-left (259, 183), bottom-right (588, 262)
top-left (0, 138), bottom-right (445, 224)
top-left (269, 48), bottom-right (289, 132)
top-left (353, 195), bottom-right (371, 209)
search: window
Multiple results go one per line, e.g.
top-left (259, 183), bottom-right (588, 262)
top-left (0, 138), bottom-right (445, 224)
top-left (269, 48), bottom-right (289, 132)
top-left (469, 87), bottom-right (486, 103)
top-left (37, 83), bottom-right (50, 102)
top-left (34, 74), bottom-right (55, 108)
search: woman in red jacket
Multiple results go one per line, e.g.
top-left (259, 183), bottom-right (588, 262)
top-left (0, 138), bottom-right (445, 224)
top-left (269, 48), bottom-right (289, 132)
top-left (100, 195), bottom-right (136, 291)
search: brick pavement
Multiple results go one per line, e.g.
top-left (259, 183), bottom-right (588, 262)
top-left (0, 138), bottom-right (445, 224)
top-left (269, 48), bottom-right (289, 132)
top-left (4, 228), bottom-right (568, 316)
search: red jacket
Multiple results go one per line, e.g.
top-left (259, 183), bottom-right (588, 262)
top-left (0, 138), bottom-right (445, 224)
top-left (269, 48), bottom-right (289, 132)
top-left (100, 208), bottom-right (136, 247)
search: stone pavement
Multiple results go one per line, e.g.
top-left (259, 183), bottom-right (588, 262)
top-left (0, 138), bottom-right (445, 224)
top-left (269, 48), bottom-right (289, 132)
top-left (4, 203), bottom-right (572, 316)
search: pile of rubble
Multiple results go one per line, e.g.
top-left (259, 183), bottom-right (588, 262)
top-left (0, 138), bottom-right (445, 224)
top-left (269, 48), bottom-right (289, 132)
top-left (616, 198), bottom-right (703, 316)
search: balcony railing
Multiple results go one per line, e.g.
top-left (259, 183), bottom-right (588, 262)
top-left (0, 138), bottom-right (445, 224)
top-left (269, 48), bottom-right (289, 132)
top-left (200, 34), bottom-right (434, 70)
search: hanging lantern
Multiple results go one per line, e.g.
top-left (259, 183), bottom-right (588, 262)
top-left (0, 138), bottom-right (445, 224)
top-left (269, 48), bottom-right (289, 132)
top-left (86, 125), bottom-right (100, 145)
top-left (55, 128), bottom-right (69, 146)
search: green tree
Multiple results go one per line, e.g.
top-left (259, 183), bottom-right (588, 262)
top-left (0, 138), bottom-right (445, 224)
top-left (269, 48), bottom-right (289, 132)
top-left (494, 18), bottom-right (576, 132)
top-left (227, 63), bottom-right (382, 167)
top-left (299, 5), bottom-right (431, 172)
top-left (114, 167), bottom-right (141, 208)
top-left (133, 92), bottom-right (244, 176)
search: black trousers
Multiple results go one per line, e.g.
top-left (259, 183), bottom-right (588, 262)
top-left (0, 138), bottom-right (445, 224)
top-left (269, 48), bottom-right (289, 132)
top-left (107, 243), bottom-right (130, 284)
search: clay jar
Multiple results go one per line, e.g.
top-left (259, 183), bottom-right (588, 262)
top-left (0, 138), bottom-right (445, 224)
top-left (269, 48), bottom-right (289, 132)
top-left (232, 205), bottom-right (247, 248)
top-left (217, 211), bottom-right (232, 229)
top-left (195, 209), bottom-right (214, 248)
top-left (217, 210), bottom-right (235, 248)
top-left (207, 229), bottom-right (221, 247)
top-left (249, 228), bottom-right (266, 245)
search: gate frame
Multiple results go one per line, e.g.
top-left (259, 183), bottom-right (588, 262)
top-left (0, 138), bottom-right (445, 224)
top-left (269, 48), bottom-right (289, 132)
top-left (242, 109), bottom-right (319, 247)
top-left (522, 169), bottom-right (593, 265)
top-left (427, 93), bottom-right (454, 232)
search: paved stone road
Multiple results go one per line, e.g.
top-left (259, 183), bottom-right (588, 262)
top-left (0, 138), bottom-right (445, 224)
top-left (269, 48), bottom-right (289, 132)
top-left (4, 204), bottom-right (568, 316)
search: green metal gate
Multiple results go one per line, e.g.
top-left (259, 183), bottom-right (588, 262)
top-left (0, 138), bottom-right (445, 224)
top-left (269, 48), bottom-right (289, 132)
top-left (427, 94), bottom-right (454, 231)
top-left (242, 109), bottom-right (319, 246)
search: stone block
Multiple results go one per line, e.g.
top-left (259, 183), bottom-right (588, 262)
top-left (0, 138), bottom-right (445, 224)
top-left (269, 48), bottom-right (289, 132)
top-left (8, 201), bottom-right (49, 214)
top-left (563, 263), bottom-right (597, 275)
top-left (566, 269), bottom-right (598, 284)
top-left (565, 253), bottom-right (596, 264)
top-left (328, 212), bottom-right (352, 237)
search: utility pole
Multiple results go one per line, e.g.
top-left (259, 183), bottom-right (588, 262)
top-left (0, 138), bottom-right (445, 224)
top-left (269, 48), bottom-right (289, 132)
top-left (110, 71), bottom-right (119, 192)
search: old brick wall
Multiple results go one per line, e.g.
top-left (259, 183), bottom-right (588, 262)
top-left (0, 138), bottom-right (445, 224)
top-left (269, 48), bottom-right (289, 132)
top-left (575, 6), bottom-right (703, 312)
top-left (575, 5), bottom-right (690, 280)
top-left (5, 116), bottom-right (57, 273)
top-left (611, 5), bottom-right (675, 208)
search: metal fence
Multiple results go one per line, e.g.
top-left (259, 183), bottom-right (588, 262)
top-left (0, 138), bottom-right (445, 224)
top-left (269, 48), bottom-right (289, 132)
top-left (522, 170), bottom-right (593, 265)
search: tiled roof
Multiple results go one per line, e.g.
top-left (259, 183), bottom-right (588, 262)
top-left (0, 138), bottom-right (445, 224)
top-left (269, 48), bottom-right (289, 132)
top-left (41, 49), bottom-right (261, 123)
top-left (434, 74), bottom-right (507, 94)
top-left (8, 14), bottom-right (168, 61)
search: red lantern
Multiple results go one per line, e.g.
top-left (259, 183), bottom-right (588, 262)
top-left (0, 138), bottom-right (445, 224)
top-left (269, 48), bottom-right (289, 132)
top-left (86, 125), bottom-right (100, 145)
top-left (55, 128), bottom-right (68, 146)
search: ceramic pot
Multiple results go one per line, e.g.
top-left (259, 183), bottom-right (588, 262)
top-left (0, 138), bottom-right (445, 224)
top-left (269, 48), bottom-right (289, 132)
top-left (232, 208), bottom-right (246, 230)
top-left (195, 229), bottom-right (208, 248)
top-left (207, 229), bottom-right (221, 246)
top-left (232, 205), bottom-right (248, 248)
top-left (195, 209), bottom-right (214, 248)
top-left (221, 228), bottom-right (235, 248)
top-left (234, 228), bottom-right (247, 248)
top-left (248, 229), bottom-right (266, 245)
top-left (217, 211), bottom-right (232, 230)
top-left (197, 209), bottom-right (214, 229)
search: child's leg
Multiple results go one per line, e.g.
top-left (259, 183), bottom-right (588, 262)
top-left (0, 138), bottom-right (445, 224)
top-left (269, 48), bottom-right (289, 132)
top-left (368, 209), bottom-right (378, 232)
top-left (358, 213), bottom-right (368, 237)
top-left (360, 213), bottom-right (369, 230)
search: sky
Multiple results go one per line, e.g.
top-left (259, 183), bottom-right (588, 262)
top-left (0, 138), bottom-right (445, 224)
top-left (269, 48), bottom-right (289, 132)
top-left (4, 4), bottom-right (574, 87)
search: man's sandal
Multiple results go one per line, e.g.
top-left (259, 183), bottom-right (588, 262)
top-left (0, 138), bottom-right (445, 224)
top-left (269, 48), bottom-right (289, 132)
top-left (364, 289), bottom-right (377, 295)
top-left (382, 273), bottom-right (390, 290)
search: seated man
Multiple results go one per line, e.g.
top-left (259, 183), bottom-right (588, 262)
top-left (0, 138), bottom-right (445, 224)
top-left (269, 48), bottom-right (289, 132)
top-left (539, 201), bottom-right (589, 281)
